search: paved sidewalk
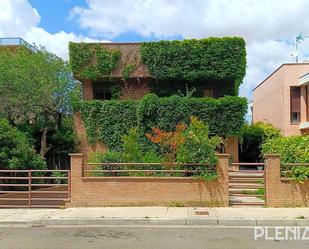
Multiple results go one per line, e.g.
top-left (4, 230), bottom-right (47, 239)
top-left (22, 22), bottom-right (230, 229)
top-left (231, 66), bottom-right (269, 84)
top-left (0, 207), bottom-right (309, 226)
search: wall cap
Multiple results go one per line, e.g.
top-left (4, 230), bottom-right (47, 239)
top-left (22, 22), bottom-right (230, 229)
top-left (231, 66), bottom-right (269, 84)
top-left (264, 154), bottom-right (280, 157)
top-left (215, 153), bottom-right (229, 158)
top-left (69, 153), bottom-right (84, 156)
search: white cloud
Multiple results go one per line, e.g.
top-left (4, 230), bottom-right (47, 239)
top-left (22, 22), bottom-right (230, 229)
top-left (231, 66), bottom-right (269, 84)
top-left (71, 0), bottom-right (309, 98)
top-left (24, 27), bottom-right (105, 59)
top-left (71, 0), bottom-right (309, 42)
top-left (0, 0), bottom-right (106, 59)
top-left (0, 0), bottom-right (40, 37)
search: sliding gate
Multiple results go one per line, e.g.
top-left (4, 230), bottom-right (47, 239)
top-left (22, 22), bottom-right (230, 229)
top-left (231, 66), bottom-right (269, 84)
top-left (0, 170), bottom-right (70, 208)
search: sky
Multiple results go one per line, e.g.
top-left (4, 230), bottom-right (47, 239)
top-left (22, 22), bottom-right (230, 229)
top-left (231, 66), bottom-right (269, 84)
top-left (1, 0), bottom-right (309, 100)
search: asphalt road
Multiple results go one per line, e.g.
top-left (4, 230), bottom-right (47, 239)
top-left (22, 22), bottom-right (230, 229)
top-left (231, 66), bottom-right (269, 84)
top-left (0, 226), bottom-right (308, 249)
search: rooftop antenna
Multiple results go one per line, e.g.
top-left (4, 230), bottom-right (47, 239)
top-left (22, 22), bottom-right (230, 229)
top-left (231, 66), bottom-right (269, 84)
top-left (294, 33), bottom-right (309, 63)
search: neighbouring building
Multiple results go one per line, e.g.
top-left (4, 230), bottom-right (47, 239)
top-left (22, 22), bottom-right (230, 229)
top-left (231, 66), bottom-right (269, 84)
top-left (253, 63), bottom-right (309, 135)
top-left (0, 37), bottom-right (36, 52)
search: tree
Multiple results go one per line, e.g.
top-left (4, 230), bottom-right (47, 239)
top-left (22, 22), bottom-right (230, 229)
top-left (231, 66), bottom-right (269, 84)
top-left (0, 47), bottom-right (80, 158)
top-left (239, 122), bottom-right (281, 162)
top-left (0, 118), bottom-right (46, 170)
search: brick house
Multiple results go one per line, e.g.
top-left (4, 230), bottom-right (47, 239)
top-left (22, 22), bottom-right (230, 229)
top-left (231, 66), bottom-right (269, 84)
top-left (253, 63), bottom-right (309, 135)
top-left (70, 39), bottom-right (247, 161)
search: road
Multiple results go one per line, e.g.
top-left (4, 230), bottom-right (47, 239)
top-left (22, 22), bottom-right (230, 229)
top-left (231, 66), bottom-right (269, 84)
top-left (0, 226), bottom-right (308, 249)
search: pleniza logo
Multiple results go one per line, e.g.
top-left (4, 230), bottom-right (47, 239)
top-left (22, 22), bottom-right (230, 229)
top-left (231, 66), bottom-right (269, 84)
top-left (254, 227), bottom-right (309, 240)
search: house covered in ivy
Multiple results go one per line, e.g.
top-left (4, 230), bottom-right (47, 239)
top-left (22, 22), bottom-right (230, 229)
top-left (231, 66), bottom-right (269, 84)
top-left (69, 37), bottom-right (247, 161)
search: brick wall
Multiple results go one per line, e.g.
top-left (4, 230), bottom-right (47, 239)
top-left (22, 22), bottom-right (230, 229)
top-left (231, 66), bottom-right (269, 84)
top-left (67, 154), bottom-right (229, 207)
top-left (265, 154), bottom-right (309, 207)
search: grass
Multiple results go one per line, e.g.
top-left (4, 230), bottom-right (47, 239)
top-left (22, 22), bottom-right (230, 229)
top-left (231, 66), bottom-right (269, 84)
top-left (296, 215), bottom-right (305, 219)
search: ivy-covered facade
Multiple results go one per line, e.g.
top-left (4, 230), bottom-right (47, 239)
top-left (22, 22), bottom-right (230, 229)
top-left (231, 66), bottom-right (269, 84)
top-left (69, 37), bottom-right (246, 99)
top-left (69, 38), bottom-right (247, 161)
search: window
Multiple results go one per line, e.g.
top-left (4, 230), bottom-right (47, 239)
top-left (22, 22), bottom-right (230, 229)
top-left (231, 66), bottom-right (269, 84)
top-left (204, 88), bottom-right (214, 97)
top-left (94, 90), bottom-right (112, 100)
top-left (290, 87), bottom-right (301, 124)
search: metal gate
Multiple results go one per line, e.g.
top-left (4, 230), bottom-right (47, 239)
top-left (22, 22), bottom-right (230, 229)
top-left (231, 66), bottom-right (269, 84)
top-left (0, 170), bottom-right (70, 208)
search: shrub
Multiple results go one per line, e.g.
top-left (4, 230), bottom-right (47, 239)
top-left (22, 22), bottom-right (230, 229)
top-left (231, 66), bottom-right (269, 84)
top-left (239, 122), bottom-right (281, 162)
top-left (262, 135), bottom-right (309, 181)
top-left (0, 118), bottom-right (46, 170)
top-left (262, 135), bottom-right (309, 163)
top-left (177, 117), bottom-right (221, 166)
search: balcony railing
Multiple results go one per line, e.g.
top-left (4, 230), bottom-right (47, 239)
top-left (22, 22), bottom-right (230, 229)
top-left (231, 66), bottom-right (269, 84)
top-left (0, 37), bottom-right (37, 52)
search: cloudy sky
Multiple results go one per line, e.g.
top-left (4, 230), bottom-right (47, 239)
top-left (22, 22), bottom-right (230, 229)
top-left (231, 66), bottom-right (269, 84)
top-left (1, 0), bottom-right (309, 100)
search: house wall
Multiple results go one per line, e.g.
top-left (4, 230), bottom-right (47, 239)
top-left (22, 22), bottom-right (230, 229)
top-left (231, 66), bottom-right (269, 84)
top-left (67, 154), bottom-right (229, 207)
top-left (253, 64), bottom-right (309, 136)
top-left (265, 154), bottom-right (309, 207)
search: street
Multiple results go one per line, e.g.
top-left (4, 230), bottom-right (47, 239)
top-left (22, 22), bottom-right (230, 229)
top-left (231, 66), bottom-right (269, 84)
top-left (0, 226), bottom-right (308, 249)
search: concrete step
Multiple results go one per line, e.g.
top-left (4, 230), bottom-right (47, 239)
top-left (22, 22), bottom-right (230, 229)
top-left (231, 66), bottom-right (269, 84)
top-left (229, 196), bottom-right (265, 207)
top-left (229, 193), bottom-right (264, 197)
top-left (229, 183), bottom-right (264, 189)
top-left (229, 178), bottom-right (264, 183)
top-left (229, 173), bottom-right (264, 178)
top-left (229, 188), bottom-right (260, 194)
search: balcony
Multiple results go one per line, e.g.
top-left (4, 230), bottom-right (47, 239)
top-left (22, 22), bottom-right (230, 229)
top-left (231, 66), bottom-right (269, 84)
top-left (0, 37), bottom-right (37, 52)
top-left (299, 72), bottom-right (309, 86)
top-left (300, 121), bottom-right (309, 130)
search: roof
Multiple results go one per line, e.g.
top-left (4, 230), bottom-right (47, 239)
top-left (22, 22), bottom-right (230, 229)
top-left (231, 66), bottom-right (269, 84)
top-left (0, 37), bottom-right (37, 52)
top-left (253, 63), bottom-right (309, 91)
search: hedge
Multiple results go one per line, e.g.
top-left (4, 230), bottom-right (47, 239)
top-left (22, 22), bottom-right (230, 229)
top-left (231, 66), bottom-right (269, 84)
top-left (76, 94), bottom-right (247, 150)
top-left (262, 135), bottom-right (309, 163)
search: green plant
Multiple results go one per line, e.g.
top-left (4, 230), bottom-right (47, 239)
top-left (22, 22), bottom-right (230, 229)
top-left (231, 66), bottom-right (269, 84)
top-left (140, 37), bottom-right (246, 95)
top-left (76, 94), bottom-right (247, 151)
top-left (177, 116), bottom-right (221, 166)
top-left (262, 135), bottom-right (309, 181)
top-left (77, 99), bottom-right (138, 150)
top-left (51, 171), bottom-right (67, 184)
top-left (122, 127), bottom-right (143, 162)
top-left (296, 215), bottom-right (305, 219)
top-left (239, 122), bottom-right (281, 162)
top-left (0, 118), bottom-right (46, 170)
top-left (69, 43), bottom-right (121, 80)
top-left (122, 64), bottom-right (136, 80)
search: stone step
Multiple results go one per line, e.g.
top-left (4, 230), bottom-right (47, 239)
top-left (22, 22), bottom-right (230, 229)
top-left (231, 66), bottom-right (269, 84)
top-left (229, 183), bottom-right (264, 189)
top-left (229, 178), bottom-right (264, 183)
top-left (229, 193), bottom-right (264, 197)
top-left (229, 188), bottom-right (260, 194)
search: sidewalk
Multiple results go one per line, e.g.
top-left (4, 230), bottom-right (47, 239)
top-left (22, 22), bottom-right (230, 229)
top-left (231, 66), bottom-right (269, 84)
top-left (1, 207), bottom-right (309, 226)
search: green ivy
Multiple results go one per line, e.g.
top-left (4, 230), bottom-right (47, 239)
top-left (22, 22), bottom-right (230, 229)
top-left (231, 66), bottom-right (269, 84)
top-left (140, 37), bottom-right (246, 94)
top-left (122, 63), bottom-right (136, 80)
top-left (78, 99), bottom-right (138, 150)
top-left (69, 42), bottom-right (121, 80)
top-left (76, 94), bottom-right (247, 150)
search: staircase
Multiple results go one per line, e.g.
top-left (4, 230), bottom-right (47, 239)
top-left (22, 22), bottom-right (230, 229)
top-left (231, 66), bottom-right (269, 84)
top-left (229, 163), bottom-right (265, 207)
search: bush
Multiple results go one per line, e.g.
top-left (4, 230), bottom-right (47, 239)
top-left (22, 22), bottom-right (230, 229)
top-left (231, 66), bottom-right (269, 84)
top-left (177, 117), bottom-right (221, 166)
top-left (262, 135), bottom-right (309, 163)
top-left (0, 118), bottom-right (46, 170)
top-left (262, 135), bottom-right (309, 181)
top-left (239, 122), bottom-right (281, 162)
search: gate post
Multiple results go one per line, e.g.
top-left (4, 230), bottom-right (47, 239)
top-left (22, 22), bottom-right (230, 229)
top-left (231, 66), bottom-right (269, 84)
top-left (216, 154), bottom-right (230, 206)
top-left (68, 153), bottom-right (84, 207)
top-left (264, 154), bottom-right (280, 207)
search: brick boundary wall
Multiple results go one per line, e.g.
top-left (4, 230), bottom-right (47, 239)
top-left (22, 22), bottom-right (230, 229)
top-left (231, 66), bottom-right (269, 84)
top-left (67, 154), bottom-right (229, 207)
top-left (265, 154), bottom-right (309, 207)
